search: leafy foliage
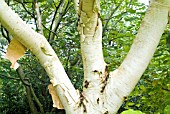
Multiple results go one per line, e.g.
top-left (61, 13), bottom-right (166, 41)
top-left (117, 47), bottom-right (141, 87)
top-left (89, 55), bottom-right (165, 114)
top-left (0, 58), bottom-right (30, 113)
top-left (121, 109), bottom-right (144, 114)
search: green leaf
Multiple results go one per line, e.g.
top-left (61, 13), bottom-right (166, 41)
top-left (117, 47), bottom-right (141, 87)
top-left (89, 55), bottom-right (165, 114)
top-left (164, 105), bottom-right (170, 114)
top-left (167, 84), bottom-right (170, 90)
top-left (121, 109), bottom-right (145, 114)
top-left (128, 8), bottom-right (136, 13)
top-left (127, 102), bottom-right (135, 106)
top-left (140, 85), bottom-right (146, 91)
top-left (47, 0), bottom-right (53, 4)
top-left (123, 45), bottom-right (130, 52)
top-left (136, 104), bottom-right (141, 107)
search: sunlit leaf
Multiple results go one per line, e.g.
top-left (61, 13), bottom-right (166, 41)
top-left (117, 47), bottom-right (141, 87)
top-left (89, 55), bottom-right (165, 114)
top-left (127, 102), bottom-right (135, 106)
top-left (121, 109), bottom-right (144, 114)
top-left (47, 0), bottom-right (53, 4)
top-left (164, 105), bottom-right (170, 114)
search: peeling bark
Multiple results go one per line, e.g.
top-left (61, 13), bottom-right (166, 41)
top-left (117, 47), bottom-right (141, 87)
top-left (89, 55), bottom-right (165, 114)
top-left (0, 1), bottom-right (79, 113)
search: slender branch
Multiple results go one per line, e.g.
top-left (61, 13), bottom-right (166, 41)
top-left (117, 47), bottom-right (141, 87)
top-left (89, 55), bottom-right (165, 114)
top-left (49, 0), bottom-right (66, 42)
top-left (20, 2), bottom-right (35, 18)
top-left (18, 1), bottom-right (39, 33)
top-left (0, 74), bottom-right (20, 80)
top-left (48, 0), bottom-right (63, 41)
top-left (63, 0), bottom-right (72, 15)
top-left (73, 0), bottom-right (79, 15)
top-left (34, 0), bottom-right (44, 35)
top-left (162, 87), bottom-right (170, 92)
top-left (1, 25), bottom-right (11, 43)
top-left (42, 24), bottom-right (58, 37)
top-left (1, 26), bottom-right (7, 38)
top-left (0, 48), bottom-right (6, 54)
top-left (16, 67), bottom-right (31, 87)
top-left (31, 0), bottom-right (39, 31)
top-left (25, 86), bottom-right (38, 114)
top-left (30, 85), bottom-right (45, 114)
top-left (103, 0), bottom-right (124, 35)
top-left (17, 66), bottom-right (45, 114)
top-left (128, 0), bottom-right (133, 8)
top-left (16, 66), bottom-right (38, 114)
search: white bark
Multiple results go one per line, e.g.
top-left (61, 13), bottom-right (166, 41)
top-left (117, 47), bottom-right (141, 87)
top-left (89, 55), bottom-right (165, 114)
top-left (77, 1), bottom-right (108, 113)
top-left (73, 0), bottom-right (79, 15)
top-left (104, 0), bottom-right (170, 113)
top-left (77, 0), bottom-right (170, 113)
top-left (49, 0), bottom-right (65, 41)
top-left (0, 0), bottom-right (79, 113)
top-left (34, 0), bottom-right (44, 35)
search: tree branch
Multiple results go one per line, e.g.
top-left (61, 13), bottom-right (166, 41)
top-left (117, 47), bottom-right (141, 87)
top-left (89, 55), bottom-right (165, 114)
top-left (16, 66), bottom-right (30, 86)
top-left (48, 0), bottom-right (63, 41)
top-left (33, 0), bottom-right (44, 35)
top-left (49, 0), bottom-right (66, 42)
top-left (42, 23), bottom-right (58, 37)
top-left (103, 0), bottom-right (124, 35)
top-left (73, 0), bottom-right (79, 15)
top-left (17, 66), bottom-right (45, 114)
top-left (30, 85), bottom-right (45, 114)
top-left (0, 73), bottom-right (20, 80)
top-left (1, 25), bottom-right (11, 43)
top-left (0, 1), bottom-right (79, 113)
top-left (20, 2), bottom-right (35, 18)
top-left (105, 0), bottom-right (169, 112)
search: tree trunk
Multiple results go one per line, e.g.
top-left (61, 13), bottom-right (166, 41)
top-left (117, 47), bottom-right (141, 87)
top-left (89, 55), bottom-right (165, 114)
top-left (17, 66), bottom-right (45, 114)
top-left (16, 67), bottom-right (38, 114)
top-left (26, 86), bottom-right (38, 114)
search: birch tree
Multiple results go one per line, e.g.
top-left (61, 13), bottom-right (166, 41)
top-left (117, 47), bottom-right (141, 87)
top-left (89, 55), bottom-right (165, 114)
top-left (0, 0), bottom-right (169, 113)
